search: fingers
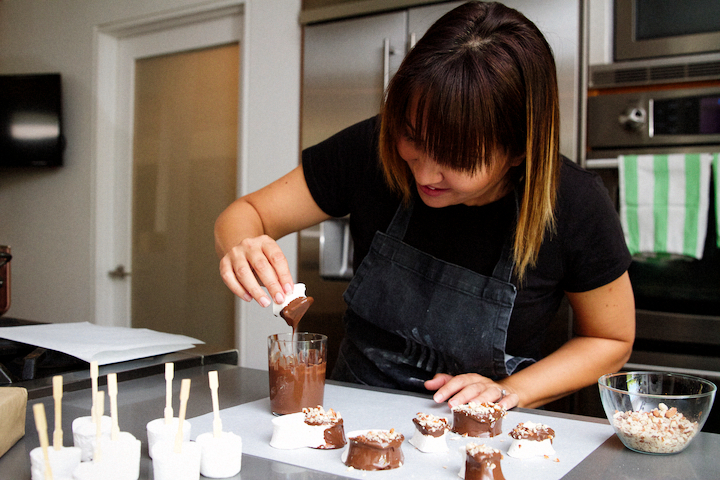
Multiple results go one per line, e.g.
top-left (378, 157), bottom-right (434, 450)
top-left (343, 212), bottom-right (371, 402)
top-left (219, 235), bottom-right (294, 307)
top-left (426, 373), bottom-right (519, 410)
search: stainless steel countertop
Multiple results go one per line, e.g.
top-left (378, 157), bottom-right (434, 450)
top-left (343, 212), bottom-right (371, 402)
top-left (2, 365), bottom-right (719, 479)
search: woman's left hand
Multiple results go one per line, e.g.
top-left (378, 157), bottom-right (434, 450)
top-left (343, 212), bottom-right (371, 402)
top-left (425, 373), bottom-right (519, 410)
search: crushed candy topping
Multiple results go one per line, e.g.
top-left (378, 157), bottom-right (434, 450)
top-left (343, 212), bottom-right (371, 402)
top-left (612, 402), bottom-right (698, 454)
top-left (303, 406), bottom-right (341, 425)
top-left (509, 421), bottom-right (555, 440)
top-left (414, 412), bottom-right (449, 431)
top-left (352, 429), bottom-right (403, 446)
top-left (466, 442), bottom-right (502, 457)
top-left (452, 401), bottom-right (507, 418)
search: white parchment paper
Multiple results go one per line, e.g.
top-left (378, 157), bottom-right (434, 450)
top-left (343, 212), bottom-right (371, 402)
top-left (0, 322), bottom-right (203, 365)
top-left (188, 383), bottom-right (614, 479)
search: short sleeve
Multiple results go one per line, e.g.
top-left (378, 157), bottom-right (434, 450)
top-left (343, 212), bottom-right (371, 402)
top-left (302, 117), bottom-right (380, 218)
top-left (557, 161), bottom-right (632, 293)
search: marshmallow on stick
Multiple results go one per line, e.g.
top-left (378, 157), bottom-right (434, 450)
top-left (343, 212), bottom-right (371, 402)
top-left (164, 363), bottom-right (174, 424)
top-left (93, 392), bottom-right (105, 462)
top-left (209, 371), bottom-right (222, 438)
top-left (90, 361), bottom-right (99, 424)
top-left (33, 403), bottom-right (53, 480)
top-left (52, 376), bottom-right (63, 451)
top-left (174, 378), bottom-right (191, 453)
top-left (107, 373), bottom-right (120, 441)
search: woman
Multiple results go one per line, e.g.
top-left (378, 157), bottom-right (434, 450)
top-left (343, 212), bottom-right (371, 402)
top-left (214, 1), bottom-right (635, 410)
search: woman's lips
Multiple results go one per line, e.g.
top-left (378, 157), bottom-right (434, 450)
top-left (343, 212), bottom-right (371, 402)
top-left (417, 183), bottom-right (448, 197)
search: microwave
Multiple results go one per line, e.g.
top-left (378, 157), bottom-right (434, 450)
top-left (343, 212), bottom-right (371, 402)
top-left (615, 0), bottom-right (720, 61)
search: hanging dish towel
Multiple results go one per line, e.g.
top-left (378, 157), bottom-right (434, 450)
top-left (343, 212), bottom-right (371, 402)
top-left (619, 153), bottom-right (713, 259)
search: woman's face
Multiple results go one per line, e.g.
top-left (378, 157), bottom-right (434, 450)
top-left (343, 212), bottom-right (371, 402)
top-left (396, 134), bottom-right (517, 208)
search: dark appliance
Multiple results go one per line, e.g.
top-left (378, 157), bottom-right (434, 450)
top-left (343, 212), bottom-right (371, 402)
top-left (585, 81), bottom-right (720, 432)
top-left (0, 73), bottom-right (64, 167)
top-left (0, 246), bottom-right (10, 317)
top-left (614, 0), bottom-right (720, 61)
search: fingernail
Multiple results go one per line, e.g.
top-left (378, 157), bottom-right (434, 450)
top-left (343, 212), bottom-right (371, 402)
top-left (242, 293), bottom-right (252, 302)
top-left (433, 393), bottom-right (442, 403)
top-left (275, 292), bottom-right (285, 304)
top-left (284, 283), bottom-right (293, 294)
top-left (259, 296), bottom-right (271, 308)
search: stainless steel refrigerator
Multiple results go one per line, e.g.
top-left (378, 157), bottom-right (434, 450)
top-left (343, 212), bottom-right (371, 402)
top-left (298, 0), bottom-right (583, 374)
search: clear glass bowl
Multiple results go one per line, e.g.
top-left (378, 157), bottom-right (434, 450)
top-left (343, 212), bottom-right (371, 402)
top-left (598, 371), bottom-right (716, 454)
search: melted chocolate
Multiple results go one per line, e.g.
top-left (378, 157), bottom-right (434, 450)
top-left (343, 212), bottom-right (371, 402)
top-left (268, 357), bottom-right (326, 415)
top-left (319, 420), bottom-right (346, 449)
top-left (452, 410), bottom-right (504, 438)
top-left (412, 417), bottom-right (447, 438)
top-left (465, 449), bottom-right (505, 480)
top-left (281, 296), bottom-right (314, 334)
top-left (344, 433), bottom-right (404, 471)
top-left (509, 423), bottom-right (555, 442)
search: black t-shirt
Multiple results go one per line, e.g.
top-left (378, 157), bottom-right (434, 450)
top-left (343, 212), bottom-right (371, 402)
top-left (302, 116), bottom-right (631, 360)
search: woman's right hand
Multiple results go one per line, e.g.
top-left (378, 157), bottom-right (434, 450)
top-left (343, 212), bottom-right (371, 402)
top-left (214, 165), bottom-right (331, 308)
top-left (219, 234), bottom-right (295, 308)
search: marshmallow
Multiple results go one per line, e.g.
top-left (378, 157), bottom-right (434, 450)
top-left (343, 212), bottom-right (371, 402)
top-left (146, 417), bottom-right (192, 459)
top-left (196, 431), bottom-right (242, 478)
top-left (151, 440), bottom-right (202, 480)
top-left (30, 446), bottom-right (82, 480)
top-left (409, 428), bottom-right (448, 453)
top-left (272, 284), bottom-right (307, 317)
top-left (71, 415), bottom-right (112, 462)
top-left (97, 432), bottom-right (142, 480)
top-left (269, 412), bottom-right (326, 449)
top-left (507, 437), bottom-right (556, 459)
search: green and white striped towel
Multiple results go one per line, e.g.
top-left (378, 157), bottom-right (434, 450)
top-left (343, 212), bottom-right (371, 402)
top-left (619, 153), bottom-right (713, 259)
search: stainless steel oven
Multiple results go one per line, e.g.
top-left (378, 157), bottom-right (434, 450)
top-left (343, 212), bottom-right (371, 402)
top-left (584, 82), bottom-right (720, 432)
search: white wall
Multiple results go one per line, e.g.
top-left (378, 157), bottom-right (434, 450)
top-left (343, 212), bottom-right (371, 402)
top-left (0, 0), bottom-right (301, 368)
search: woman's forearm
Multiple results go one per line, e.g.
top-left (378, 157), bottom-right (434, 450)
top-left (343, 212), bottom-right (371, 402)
top-left (214, 198), bottom-right (265, 258)
top-left (499, 334), bottom-right (633, 409)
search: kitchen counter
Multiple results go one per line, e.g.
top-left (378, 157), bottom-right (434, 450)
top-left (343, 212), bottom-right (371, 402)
top-left (2, 365), bottom-right (719, 479)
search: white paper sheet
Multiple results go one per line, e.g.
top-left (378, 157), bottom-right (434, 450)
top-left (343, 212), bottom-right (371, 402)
top-left (188, 383), bottom-right (614, 479)
top-left (0, 321), bottom-right (203, 365)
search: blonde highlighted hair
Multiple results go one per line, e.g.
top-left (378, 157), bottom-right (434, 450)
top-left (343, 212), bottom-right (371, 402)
top-left (379, 1), bottom-right (560, 283)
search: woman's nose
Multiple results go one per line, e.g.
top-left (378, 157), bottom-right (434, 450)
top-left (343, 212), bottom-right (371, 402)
top-left (412, 154), bottom-right (443, 184)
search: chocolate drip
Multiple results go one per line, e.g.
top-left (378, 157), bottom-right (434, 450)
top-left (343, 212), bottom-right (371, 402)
top-left (412, 417), bottom-right (447, 438)
top-left (281, 296), bottom-right (314, 334)
top-left (465, 449), bottom-right (505, 480)
top-left (318, 420), bottom-right (346, 449)
top-left (452, 410), bottom-right (504, 438)
top-left (344, 434), bottom-right (404, 471)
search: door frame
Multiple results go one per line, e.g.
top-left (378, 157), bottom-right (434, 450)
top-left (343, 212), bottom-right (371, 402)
top-left (91, 0), bottom-right (301, 368)
top-left (92, 3), bottom-right (244, 330)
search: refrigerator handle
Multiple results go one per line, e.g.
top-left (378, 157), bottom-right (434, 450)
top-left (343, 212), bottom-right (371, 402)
top-left (383, 38), bottom-right (391, 91)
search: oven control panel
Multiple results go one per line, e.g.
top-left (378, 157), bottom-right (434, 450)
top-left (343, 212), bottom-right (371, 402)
top-left (587, 85), bottom-right (720, 149)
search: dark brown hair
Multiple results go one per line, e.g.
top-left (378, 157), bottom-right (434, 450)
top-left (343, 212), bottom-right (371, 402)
top-left (379, 1), bottom-right (560, 282)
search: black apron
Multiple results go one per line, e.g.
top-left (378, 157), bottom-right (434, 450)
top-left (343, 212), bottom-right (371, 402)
top-left (332, 196), bottom-right (535, 391)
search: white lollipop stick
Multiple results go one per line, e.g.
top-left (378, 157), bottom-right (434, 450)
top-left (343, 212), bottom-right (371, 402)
top-left (108, 373), bottom-right (120, 441)
top-left (174, 378), bottom-right (191, 453)
top-left (208, 371), bottom-right (222, 438)
top-left (90, 361), bottom-right (99, 424)
top-left (33, 403), bottom-right (54, 480)
top-left (94, 392), bottom-right (104, 462)
top-left (52, 375), bottom-right (63, 450)
top-left (164, 363), bottom-right (174, 424)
